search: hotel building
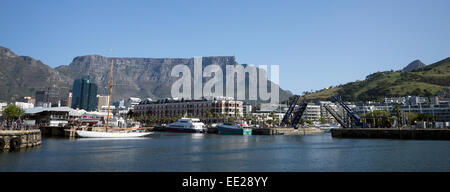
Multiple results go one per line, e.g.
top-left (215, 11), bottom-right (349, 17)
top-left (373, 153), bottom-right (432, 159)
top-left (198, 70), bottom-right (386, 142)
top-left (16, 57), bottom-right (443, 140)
top-left (134, 97), bottom-right (243, 120)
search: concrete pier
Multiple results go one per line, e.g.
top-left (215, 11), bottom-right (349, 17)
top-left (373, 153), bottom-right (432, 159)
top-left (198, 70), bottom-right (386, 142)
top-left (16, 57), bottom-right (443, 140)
top-left (331, 128), bottom-right (450, 140)
top-left (0, 130), bottom-right (42, 151)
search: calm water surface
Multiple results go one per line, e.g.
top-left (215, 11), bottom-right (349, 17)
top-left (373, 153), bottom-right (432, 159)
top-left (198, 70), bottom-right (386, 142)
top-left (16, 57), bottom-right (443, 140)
top-left (1, 132), bottom-right (450, 172)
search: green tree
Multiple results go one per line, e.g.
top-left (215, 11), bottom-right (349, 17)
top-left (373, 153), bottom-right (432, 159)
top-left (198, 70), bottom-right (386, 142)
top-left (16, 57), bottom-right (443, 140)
top-left (319, 116), bottom-right (326, 124)
top-left (2, 104), bottom-right (24, 121)
top-left (392, 105), bottom-right (402, 127)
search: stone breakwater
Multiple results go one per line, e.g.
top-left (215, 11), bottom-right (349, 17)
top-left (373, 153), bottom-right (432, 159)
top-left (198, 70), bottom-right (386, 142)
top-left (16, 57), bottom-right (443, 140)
top-left (0, 130), bottom-right (41, 151)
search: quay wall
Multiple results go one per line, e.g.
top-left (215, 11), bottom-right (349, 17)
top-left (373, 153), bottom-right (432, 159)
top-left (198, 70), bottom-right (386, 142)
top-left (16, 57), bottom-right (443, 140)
top-left (0, 130), bottom-right (42, 150)
top-left (148, 126), bottom-right (324, 135)
top-left (331, 128), bottom-right (450, 140)
top-left (252, 127), bottom-right (324, 135)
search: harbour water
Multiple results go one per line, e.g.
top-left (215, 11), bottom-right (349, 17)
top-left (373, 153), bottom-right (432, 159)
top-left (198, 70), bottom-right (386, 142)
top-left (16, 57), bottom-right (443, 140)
top-left (1, 132), bottom-right (450, 172)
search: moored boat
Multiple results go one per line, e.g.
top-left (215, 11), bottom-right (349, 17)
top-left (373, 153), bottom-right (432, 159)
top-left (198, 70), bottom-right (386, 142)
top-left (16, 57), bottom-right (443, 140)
top-left (217, 121), bottom-right (252, 135)
top-left (166, 118), bottom-right (207, 133)
top-left (76, 130), bottom-right (153, 138)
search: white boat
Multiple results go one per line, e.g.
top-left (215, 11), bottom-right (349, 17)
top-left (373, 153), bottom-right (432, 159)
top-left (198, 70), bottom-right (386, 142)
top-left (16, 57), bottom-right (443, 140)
top-left (76, 130), bottom-right (153, 138)
top-left (166, 118), bottom-right (207, 133)
top-left (74, 51), bottom-right (155, 138)
top-left (316, 123), bottom-right (340, 132)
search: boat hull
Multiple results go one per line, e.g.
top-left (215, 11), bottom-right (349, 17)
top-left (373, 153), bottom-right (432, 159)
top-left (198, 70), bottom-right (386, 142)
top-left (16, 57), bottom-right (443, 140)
top-left (166, 127), bottom-right (207, 133)
top-left (217, 125), bottom-right (252, 135)
top-left (76, 130), bottom-right (153, 138)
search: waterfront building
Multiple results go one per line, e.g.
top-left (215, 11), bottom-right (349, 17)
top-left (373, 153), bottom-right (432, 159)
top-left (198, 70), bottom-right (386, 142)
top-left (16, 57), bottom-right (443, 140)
top-left (243, 104), bottom-right (252, 116)
top-left (35, 90), bottom-right (49, 107)
top-left (401, 104), bottom-right (450, 122)
top-left (24, 107), bottom-right (113, 127)
top-left (15, 96), bottom-right (35, 104)
top-left (125, 97), bottom-right (142, 111)
top-left (251, 110), bottom-right (285, 124)
top-left (0, 102), bottom-right (7, 119)
top-left (134, 97), bottom-right (243, 121)
top-left (14, 102), bottom-right (34, 110)
top-left (97, 95), bottom-right (110, 111)
top-left (303, 103), bottom-right (321, 121)
top-left (24, 107), bottom-right (71, 127)
top-left (318, 101), bottom-right (338, 122)
top-left (112, 105), bottom-right (129, 116)
top-left (99, 105), bottom-right (116, 113)
top-left (35, 87), bottom-right (61, 107)
top-left (384, 97), bottom-right (407, 105)
top-left (352, 104), bottom-right (392, 115)
top-left (406, 96), bottom-right (427, 106)
top-left (71, 77), bottom-right (98, 111)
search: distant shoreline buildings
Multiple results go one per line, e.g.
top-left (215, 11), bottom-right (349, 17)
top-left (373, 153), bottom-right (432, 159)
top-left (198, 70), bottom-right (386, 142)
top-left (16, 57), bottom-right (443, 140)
top-left (1, 82), bottom-right (450, 128)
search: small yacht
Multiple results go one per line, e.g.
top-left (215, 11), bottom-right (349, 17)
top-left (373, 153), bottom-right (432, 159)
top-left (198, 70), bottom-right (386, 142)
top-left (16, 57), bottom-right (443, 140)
top-left (166, 118), bottom-right (207, 133)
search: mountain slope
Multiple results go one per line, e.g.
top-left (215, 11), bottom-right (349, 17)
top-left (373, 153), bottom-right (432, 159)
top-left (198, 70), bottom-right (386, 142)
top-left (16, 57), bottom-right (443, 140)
top-left (56, 55), bottom-right (293, 102)
top-left (303, 57), bottom-right (450, 101)
top-left (0, 46), bottom-right (72, 102)
top-left (0, 46), bottom-right (292, 103)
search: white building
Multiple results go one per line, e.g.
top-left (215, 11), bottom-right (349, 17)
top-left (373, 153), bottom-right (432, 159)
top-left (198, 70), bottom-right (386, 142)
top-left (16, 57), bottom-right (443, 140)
top-left (14, 102), bottom-right (34, 110)
top-left (134, 97), bottom-right (243, 120)
top-left (303, 103), bottom-right (321, 121)
top-left (243, 104), bottom-right (252, 116)
top-left (251, 111), bottom-right (285, 124)
top-left (318, 101), bottom-right (338, 122)
top-left (0, 102), bottom-right (7, 117)
top-left (125, 97), bottom-right (142, 111)
top-left (97, 95), bottom-right (110, 111)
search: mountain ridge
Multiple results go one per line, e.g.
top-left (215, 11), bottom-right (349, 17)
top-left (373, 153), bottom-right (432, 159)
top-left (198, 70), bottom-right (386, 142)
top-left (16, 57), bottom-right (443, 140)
top-left (0, 46), bottom-right (293, 103)
top-left (302, 57), bottom-right (450, 101)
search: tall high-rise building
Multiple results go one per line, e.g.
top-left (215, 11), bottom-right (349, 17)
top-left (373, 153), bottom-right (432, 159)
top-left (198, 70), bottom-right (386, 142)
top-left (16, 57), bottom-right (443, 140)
top-left (71, 77), bottom-right (98, 111)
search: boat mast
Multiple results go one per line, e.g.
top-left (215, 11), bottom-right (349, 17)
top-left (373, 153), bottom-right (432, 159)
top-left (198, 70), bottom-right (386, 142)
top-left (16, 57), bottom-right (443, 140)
top-left (106, 50), bottom-right (114, 132)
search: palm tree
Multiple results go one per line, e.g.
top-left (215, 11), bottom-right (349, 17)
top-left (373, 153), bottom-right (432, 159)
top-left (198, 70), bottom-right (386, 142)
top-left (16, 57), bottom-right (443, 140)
top-left (206, 110), bottom-right (213, 124)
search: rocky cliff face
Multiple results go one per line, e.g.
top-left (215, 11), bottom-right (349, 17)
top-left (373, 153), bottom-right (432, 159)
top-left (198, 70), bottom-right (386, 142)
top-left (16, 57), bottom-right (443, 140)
top-left (56, 55), bottom-right (292, 102)
top-left (0, 46), bottom-right (292, 103)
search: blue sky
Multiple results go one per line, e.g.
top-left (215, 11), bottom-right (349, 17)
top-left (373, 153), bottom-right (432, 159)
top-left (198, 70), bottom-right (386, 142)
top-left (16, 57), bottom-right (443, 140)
top-left (1, 0), bottom-right (449, 95)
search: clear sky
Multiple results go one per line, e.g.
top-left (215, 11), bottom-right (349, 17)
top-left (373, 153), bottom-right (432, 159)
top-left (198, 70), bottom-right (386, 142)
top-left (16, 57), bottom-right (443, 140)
top-left (1, 0), bottom-right (449, 95)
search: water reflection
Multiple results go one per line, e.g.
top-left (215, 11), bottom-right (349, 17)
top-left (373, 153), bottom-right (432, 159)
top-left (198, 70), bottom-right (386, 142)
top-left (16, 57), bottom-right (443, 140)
top-left (75, 137), bottom-right (150, 141)
top-left (1, 133), bottom-right (450, 172)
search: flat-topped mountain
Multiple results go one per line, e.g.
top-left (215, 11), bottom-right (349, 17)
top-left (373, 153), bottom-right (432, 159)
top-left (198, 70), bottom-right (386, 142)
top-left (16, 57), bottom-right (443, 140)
top-left (56, 55), bottom-right (293, 102)
top-left (0, 46), bottom-right (292, 103)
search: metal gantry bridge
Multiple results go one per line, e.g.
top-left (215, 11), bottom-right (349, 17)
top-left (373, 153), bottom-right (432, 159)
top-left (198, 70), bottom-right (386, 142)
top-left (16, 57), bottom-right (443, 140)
top-left (323, 96), bottom-right (365, 128)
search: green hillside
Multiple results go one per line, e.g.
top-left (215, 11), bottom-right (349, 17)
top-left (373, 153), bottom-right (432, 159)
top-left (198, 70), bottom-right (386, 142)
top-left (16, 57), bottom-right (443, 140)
top-left (302, 57), bottom-right (450, 102)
